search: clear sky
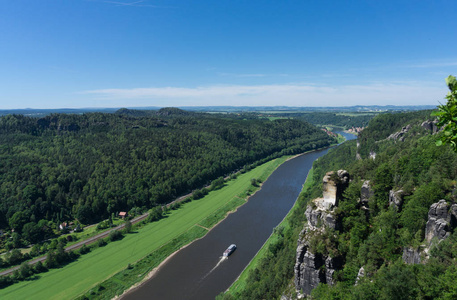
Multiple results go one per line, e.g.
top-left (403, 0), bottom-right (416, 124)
top-left (0, 0), bottom-right (456, 109)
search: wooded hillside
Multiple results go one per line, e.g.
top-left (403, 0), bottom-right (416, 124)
top-left (0, 108), bottom-right (334, 247)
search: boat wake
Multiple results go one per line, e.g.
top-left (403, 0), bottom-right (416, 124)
top-left (201, 256), bottom-right (227, 281)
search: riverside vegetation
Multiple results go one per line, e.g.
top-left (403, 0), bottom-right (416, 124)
top-left (219, 80), bottom-right (457, 300)
top-left (0, 155), bottom-right (289, 299)
top-left (0, 108), bottom-right (338, 297)
top-left (0, 108), bottom-right (334, 251)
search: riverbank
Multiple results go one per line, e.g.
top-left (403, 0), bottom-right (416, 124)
top-left (0, 155), bottom-right (290, 300)
top-left (222, 168), bottom-right (315, 297)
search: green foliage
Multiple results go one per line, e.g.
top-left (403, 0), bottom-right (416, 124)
top-left (108, 230), bottom-right (123, 241)
top-left (232, 110), bottom-right (457, 299)
top-left (123, 220), bottom-right (132, 233)
top-left (0, 111), bottom-right (333, 244)
top-left (433, 75), bottom-right (457, 151)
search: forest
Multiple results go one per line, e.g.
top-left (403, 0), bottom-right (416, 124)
top-left (0, 108), bottom-right (335, 249)
top-left (221, 109), bottom-right (457, 299)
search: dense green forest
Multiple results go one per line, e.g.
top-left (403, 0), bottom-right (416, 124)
top-left (0, 108), bottom-right (334, 248)
top-left (222, 110), bottom-right (457, 299)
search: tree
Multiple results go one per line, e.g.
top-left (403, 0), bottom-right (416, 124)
top-left (433, 75), bottom-right (457, 151)
top-left (124, 220), bottom-right (132, 233)
top-left (18, 262), bottom-right (32, 279)
top-left (22, 222), bottom-right (43, 244)
top-left (9, 211), bottom-right (28, 233)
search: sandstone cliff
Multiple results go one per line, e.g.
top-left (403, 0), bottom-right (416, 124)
top-left (294, 170), bottom-right (349, 296)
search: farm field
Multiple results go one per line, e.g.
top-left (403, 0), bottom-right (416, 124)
top-left (0, 156), bottom-right (288, 300)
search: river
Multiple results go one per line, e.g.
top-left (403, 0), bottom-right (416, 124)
top-left (122, 132), bottom-right (356, 300)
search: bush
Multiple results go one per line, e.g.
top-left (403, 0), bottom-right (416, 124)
top-left (79, 244), bottom-right (90, 255)
top-left (34, 261), bottom-right (47, 273)
top-left (98, 239), bottom-right (107, 247)
top-left (123, 220), bottom-right (132, 234)
top-left (18, 262), bottom-right (32, 279)
top-left (108, 230), bottom-right (123, 241)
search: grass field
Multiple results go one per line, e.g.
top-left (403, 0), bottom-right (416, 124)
top-left (224, 168), bottom-right (315, 296)
top-left (0, 156), bottom-right (288, 300)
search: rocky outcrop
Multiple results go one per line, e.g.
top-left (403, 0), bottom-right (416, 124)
top-left (295, 171), bottom-right (349, 295)
top-left (425, 200), bottom-right (455, 244)
top-left (389, 189), bottom-right (404, 211)
top-left (421, 120), bottom-right (439, 134)
top-left (294, 250), bottom-right (325, 295)
top-left (355, 266), bottom-right (365, 285)
top-left (360, 181), bottom-right (373, 205)
top-left (369, 151), bottom-right (376, 160)
top-left (322, 170), bottom-right (350, 208)
top-left (387, 125), bottom-right (411, 142)
top-left (402, 247), bottom-right (421, 264)
top-left (405, 200), bottom-right (457, 264)
top-left (305, 170), bottom-right (349, 230)
top-left (356, 141), bottom-right (361, 160)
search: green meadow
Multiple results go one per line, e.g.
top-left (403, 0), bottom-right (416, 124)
top-left (0, 156), bottom-right (288, 300)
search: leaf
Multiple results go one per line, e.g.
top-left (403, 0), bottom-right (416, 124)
top-left (446, 75), bottom-right (457, 90)
top-left (436, 140), bottom-right (443, 146)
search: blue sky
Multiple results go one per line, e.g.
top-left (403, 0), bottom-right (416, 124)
top-left (0, 0), bottom-right (456, 109)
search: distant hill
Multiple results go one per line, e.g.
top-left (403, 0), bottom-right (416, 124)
top-left (0, 105), bottom-right (437, 117)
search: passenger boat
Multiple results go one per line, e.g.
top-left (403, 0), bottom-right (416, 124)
top-left (223, 244), bottom-right (237, 257)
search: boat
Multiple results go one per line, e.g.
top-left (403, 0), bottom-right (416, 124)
top-left (223, 244), bottom-right (237, 257)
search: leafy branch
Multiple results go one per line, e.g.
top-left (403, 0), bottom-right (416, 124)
top-left (432, 75), bottom-right (457, 151)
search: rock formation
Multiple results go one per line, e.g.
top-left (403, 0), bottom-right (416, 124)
top-left (388, 189), bottom-right (404, 211)
top-left (404, 199), bottom-right (457, 264)
top-left (360, 180), bottom-right (373, 205)
top-left (387, 125), bottom-right (411, 142)
top-left (354, 266), bottom-right (365, 285)
top-left (425, 199), bottom-right (457, 244)
top-left (421, 120), bottom-right (439, 134)
top-left (295, 170), bottom-right (349, 296)
top-left (402, 247), bottom-right (422, 264)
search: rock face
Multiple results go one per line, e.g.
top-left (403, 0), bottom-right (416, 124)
top-left (404, 200), bottom-right (457, 264)
top-left (402, 247), bottom-right (421, 264)
top-left (355, 266), bottom-right (365, 285)
top-left (387, 125), bottom-right (411, 142)
top-left (294, 250), bottom-right (325, 295)
top-left (322, 170), bottom-right (350, 208)
top-left (305, 170), bottom-right (349, 230)
top-left (369, 151), bottom-right (376, 160)
top-left (389, 189), bottom-right (404, 210)
top-left (360, 181), bottom-right (373, 205)
top-left (421, 120), bottom-right (439, 134)
top-left (425, 200), bottom-right (454, 244)
top-left (295, 170), bottom-right (349, 295)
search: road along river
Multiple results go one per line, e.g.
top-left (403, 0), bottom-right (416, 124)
top-left (122, 132), bottom-right (356, 300)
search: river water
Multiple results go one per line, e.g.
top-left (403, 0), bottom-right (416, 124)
top-left (122, 132), bottom-right (356, 300)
